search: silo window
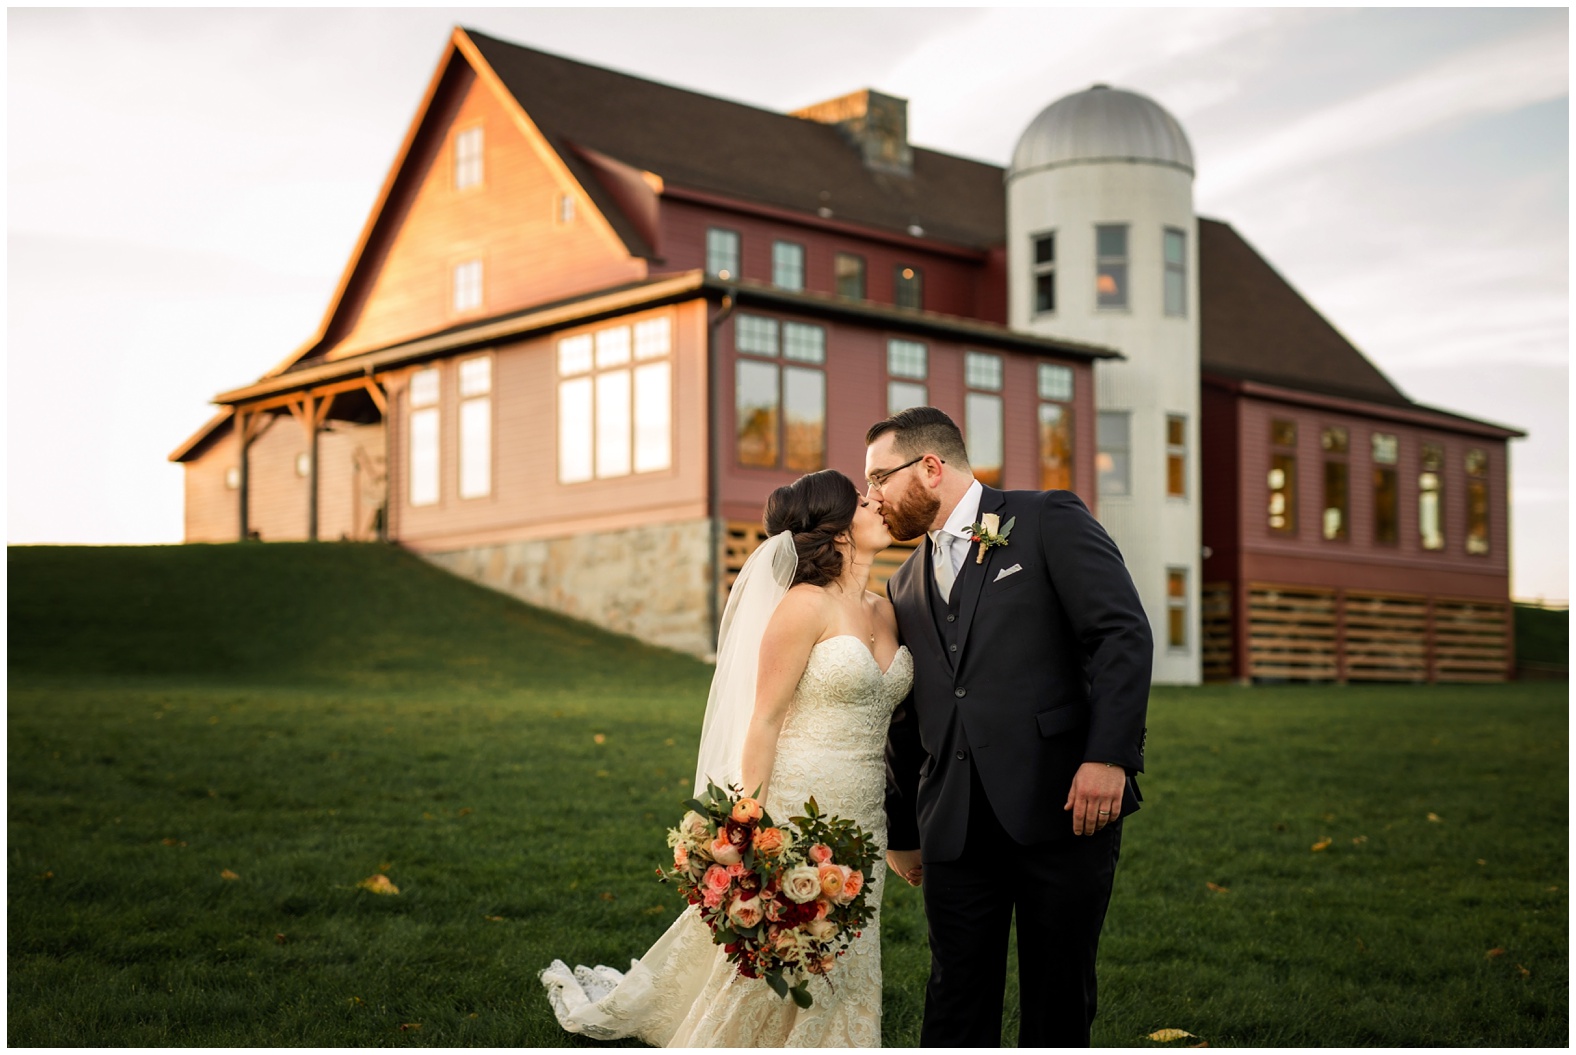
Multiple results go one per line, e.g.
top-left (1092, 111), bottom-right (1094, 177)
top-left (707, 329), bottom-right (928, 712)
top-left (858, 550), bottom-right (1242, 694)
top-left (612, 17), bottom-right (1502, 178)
top-left (1033, 233), bottom-right (1056, 314)
top-left (1164, 228), bottom-right (1187, 317)
top-left (1097, 411), bottom-right (1130, 496)
top-left (1096, 225), bottom-right (1128, 309)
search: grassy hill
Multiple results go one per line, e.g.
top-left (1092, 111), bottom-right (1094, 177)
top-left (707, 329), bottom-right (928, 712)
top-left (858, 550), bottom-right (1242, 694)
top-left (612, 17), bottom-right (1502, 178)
top-left (8, 544), bottom-right (1568, 1046)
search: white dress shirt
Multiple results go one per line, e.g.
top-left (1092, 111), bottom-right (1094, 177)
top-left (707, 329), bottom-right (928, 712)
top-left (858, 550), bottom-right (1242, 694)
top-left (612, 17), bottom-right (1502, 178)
top-left (930, 479), bottom-right (983, 596)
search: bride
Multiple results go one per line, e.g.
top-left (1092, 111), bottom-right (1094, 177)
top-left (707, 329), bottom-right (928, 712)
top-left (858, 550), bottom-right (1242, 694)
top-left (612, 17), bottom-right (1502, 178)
top-left (541, 469), bottom-right (913, 1046)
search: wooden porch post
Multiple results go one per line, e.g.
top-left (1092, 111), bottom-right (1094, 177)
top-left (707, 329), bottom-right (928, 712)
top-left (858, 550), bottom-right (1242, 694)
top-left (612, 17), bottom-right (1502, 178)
top-left (362, 374), bottom-right (390, 542)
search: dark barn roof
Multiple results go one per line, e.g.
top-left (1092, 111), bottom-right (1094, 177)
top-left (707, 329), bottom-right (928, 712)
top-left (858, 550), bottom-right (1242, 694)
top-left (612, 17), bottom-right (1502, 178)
top-left (466, 29), bottom-right (1007, 252)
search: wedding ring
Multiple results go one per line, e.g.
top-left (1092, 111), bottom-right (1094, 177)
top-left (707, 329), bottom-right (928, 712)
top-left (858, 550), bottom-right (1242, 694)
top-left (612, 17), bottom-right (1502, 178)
top-left (1097, 810), bottom-right (1110, 815)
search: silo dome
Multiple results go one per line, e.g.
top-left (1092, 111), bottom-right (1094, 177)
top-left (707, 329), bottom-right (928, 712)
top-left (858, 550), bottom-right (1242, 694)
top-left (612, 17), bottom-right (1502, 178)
top-left (1009, 84), bottom-right (1194, 178)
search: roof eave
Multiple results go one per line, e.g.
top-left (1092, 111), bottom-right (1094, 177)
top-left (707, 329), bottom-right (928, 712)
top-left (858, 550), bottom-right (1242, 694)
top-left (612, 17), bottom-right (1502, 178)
top-left (1203, 371), bottom-right (1524, 440)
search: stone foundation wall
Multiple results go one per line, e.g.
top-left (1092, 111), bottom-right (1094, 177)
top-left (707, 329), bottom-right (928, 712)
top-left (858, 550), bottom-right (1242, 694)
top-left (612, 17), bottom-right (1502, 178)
top-left (422, 518), bottom-right (716, 658)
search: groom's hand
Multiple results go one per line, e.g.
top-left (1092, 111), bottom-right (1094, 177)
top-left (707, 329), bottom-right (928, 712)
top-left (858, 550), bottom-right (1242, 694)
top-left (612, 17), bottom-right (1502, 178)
top-left (1065, 761), bottom-right (1126, 835)
top-left (886, 848), bottom-right (923, 886)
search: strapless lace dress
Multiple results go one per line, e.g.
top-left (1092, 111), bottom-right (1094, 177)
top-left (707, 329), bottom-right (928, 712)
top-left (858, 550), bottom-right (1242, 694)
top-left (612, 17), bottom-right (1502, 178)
top-left (541, 636), bottom-right (913, 1047)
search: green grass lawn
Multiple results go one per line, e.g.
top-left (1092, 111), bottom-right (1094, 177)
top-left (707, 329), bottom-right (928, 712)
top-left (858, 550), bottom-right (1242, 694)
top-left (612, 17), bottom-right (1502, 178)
top-left (8, 544), bottom-right (1568, 1046)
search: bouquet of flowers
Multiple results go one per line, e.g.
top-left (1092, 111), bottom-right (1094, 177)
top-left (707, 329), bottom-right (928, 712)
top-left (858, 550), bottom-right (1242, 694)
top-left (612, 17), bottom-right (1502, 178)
top-left (660, 780), bottom-right (879, 1008)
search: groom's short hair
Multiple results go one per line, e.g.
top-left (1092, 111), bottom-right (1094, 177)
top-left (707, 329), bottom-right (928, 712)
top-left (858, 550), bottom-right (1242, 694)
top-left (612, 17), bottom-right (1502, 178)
top-left (865, 406), bottom-right (971, 470)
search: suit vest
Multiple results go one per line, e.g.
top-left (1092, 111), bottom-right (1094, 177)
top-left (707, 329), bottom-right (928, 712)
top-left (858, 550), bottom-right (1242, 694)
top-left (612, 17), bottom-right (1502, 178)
top-left (927, 543), bottom-right (964, 672)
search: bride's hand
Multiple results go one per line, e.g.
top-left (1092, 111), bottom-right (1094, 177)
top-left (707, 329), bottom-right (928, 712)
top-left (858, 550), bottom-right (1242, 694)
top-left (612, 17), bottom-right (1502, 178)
top-left (886, 848), bottom-right (923, 886)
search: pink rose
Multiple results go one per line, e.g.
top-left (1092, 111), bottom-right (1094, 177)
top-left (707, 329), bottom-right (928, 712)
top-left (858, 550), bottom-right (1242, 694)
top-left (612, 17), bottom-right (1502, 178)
top-left (817, 864), bottom-right (844, 899)
top-left (702, 887), bottom-right (724, 909)
top-left (709, 835), bottom-right (742, 867)
top-left (814, 899), bottom-right (830, 920)
top-left (727, 895), bottom-right (763, 929)
top-left (704, 863), bottom-right (732, 894)
top-left (837, 866), bottom-right (864, 904)
top-left (673, 843), bottom-right (689, 869)
top-left (731, 797), bottom-right (764, 824)
top-left (808, 843), bottom-right (833, 865)
top-left (726, 861), bottom-right (748, 878)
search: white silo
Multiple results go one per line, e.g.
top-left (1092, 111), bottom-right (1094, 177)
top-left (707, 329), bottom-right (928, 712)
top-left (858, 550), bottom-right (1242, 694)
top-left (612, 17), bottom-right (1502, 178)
top-left (1006, 84), bottom-right (1201, 686)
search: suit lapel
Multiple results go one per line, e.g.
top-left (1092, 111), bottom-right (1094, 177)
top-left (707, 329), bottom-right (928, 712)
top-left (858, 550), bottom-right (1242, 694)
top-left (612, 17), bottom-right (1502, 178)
top-left (952, 486), bottom-right (1007, 666)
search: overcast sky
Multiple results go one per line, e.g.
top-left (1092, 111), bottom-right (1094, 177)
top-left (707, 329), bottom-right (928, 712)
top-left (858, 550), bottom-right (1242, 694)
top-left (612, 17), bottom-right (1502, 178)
top-left (7, 6), bottom-right (1568, 602)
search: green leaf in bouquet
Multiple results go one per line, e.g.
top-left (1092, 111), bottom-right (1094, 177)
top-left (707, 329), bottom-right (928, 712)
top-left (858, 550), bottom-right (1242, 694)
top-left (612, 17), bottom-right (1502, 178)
top-left (765, 970), bottom-right (788, 999)
top-left (790, 983), bottom-right (814, 1010)
top-left (715, 927), bottom-right (738, 944)
top-left (683, 798), bottom-right (708, 815)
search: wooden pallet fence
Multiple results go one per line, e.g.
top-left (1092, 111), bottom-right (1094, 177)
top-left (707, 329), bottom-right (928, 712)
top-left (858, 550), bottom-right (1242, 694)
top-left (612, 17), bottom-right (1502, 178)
top-left (1247, 584), bottom-right (1338, 680)
top-left (1344, 590), bottom-right (1429, 682)
top-left (722, 520), bottom-right (917, 593)
top-left (1431, 596), bottom-right (1510, 682)
top-left (1201, 582), bottom-right (1234, 681)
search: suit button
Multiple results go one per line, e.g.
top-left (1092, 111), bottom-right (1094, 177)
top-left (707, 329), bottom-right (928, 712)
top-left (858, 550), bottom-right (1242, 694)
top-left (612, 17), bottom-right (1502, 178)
top-left (955, 750), bottom-right (967, 760)
top-left (954, 688), bottom-right (966, 698)
top-left (949, 644), bottom-right (957, 652)
top-left (946, 614), bottom-right (956, 622)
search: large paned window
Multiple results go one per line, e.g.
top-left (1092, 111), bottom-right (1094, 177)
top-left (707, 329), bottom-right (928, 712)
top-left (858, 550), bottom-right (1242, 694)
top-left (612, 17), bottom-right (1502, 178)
top-left (452, 259), bottom-right (483, 313)
top-left (1097, 411), bottom-right (1130, 496)
top-left (1038, 363), bottom-right (1074, 491)
top-left (458, 356), bottom-right (492, 499)
top-left (1033, 232), bottom-right (1056, 314)
top-left (1163, 228), bottom-right (1187, 316)
top-left (964, 351), bottom-right (1003, 487)
top-left (772, 241), bottom-right (805, 291)
top-left (557, 317), bottom-right (673, 484)
top-left (453, 126), bottom-right (483, 190)
top-left (895, 266), bottom-right (924, 311)
top-left (735, 314), bottom-right (826, 472)
top-left (835, 253), bottom-right (866, 300)
top-left (1321, 426), bottom-right (1349, 541)
top-left (1166, 568), bottom-right (1188, 650)
top-left (408, 367), bottom-right (440, 507)
top-left (1419, 443), bottom-right (1444, 551)
top-left (1372, 432), bottom-right (1399, 546)
top-left (1465, 448), bottom-right (1489, 555)
top-left (706, 228), bottom-right (740, 280)
top-left (1268, 418), bottom-right (1297, 534)
top-left (1096, 224), bottom-right (1128, 309)
top-left (1165, 414), bottom-right (1187, 498)
top-left (886, 338), bottom-right (928, 413)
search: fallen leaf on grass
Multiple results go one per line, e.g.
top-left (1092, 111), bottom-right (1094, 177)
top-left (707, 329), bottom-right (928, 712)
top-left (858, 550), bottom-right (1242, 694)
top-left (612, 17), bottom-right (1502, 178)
top-left (379, 861), bottom-right (393, 871)
top-left (664, 738), bottom-right (676, 746)
top-left (274, 933), bottom-right (287, 944)
top-left (644, 904), bottom-right (666, 915)
top-left (161, 838), bottom-right (188, 847)
top-left (1427, 812), bottom-right (1442, 822)
top-left (399, 1023), bottom-right (421, 1032)
top-left (600, 892), bottom-right (616, 901)
top-left (1351, 836), bottom-right (1367, 845)
top-left (37, 871), bottom-right (54, 881)
top-left (485, 915), bottom-right (505, 922)
top-left (1311, 838), bottom-right (1332, 852)
top-left (457, 807), bottom-right (473, 816)
top-left (1205, 882), bottom-right (1229, 893)
top-left (1486, 947), bottom-right (1506, 959)
top-left (358, 874), bottom-right (400, 895)
top-left (220, 869), bottom-right (240, 880)
top-left (1148, 1028), bottom-right (1196, 1042)
top-left (348, 996), bottom-right (364, 1007)
top-left (1477, 859), bottom-right (1487, 866)
top-left (1516, 964), bottom-right (1530, 978)
top-left (593, 734), bottom-right (607, 744)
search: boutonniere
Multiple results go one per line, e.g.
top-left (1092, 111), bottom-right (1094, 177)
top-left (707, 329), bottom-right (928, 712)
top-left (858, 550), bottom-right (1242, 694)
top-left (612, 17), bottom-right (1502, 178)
top-left (966, 513), bottom-right (1016, 564)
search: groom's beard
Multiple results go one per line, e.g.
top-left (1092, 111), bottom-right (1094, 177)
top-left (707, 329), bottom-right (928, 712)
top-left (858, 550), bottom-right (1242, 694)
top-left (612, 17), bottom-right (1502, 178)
top-left (881, 487), bottom-right (940, 543)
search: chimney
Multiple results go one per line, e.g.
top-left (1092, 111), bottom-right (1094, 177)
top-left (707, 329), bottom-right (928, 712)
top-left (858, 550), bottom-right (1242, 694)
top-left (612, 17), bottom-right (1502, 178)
top-left (791, 89), bottom-right (912, 177)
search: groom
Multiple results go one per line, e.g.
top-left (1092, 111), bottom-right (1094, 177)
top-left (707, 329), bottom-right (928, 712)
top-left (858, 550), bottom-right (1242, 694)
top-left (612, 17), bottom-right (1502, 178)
top-left (868, 406), bottom-right (1151, 1047)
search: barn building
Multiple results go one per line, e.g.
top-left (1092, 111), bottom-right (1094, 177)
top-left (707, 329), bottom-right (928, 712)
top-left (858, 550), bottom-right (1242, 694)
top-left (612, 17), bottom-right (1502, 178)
top-left (170, 26), bottom-right (1522, 683)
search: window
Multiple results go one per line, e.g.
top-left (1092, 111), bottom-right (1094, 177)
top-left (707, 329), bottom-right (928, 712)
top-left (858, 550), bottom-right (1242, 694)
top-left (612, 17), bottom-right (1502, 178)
top-left (1038, 363), bottom-right (1074, 491)
top-left (1096, 224), bottom-right (1128, 309)
top-left (409, 366), bottom-right (440, 507)
top-left (706, 228), bottom-right (740, 280)
top-left (1164, 228), bottom-right (1187, 317)
top-left (1165, 415), bottom-right (1186, 498)
top-left (452, 259), bottom-right (483, 313)
top-left (557, 194), bottom-right (575, 224)
top-left (1372, 432), bottom-right (1399, 546)
top-left (1321, 426), bottom-right (1349, 541)
top-left (895, 266), bottom-right (923, 311)
top-left (1419, 443), bottom-right (1444, 551)
top-left (458, 355), bottom-right (492, 499)
top-left (454, 126), bottom-right (483, 190)
top-left (886, 338), bottom-right (928, 413)
top-left (1033, 232), bottom-right (1056, 314)
top-left (734, 314), bottom-right (825, 472)
top-left (1268, 418), bottom-right (1296, 534)
top-left (835, 253), bottom-right (866, 300)
top-left (1166, 568), bottom-right (1188, 650)
top-left (1465, 448), bottom-right (1489, 555)
top-left (1097, 411), bottom-right (1130, 496)
top-left (965, 352), bottom-right (1003, 487)
top-left (557, 317), bottom-right (672, 484)
top-left (772, 241), bottom-right (805, 291)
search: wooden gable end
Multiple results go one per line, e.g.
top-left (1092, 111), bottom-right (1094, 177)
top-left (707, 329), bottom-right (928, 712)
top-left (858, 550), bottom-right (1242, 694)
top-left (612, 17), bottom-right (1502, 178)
top-left (315, 33), bottom-right (648, 363)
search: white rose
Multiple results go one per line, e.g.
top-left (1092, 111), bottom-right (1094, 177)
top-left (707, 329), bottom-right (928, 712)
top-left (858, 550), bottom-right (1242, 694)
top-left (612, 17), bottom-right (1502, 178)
top-left (780, 865), bottom-right (823, 904)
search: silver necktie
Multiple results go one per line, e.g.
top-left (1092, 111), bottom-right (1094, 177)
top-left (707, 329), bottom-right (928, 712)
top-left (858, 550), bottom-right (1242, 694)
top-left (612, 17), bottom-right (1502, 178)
top-left (933, 534), bottom-right (956, 603)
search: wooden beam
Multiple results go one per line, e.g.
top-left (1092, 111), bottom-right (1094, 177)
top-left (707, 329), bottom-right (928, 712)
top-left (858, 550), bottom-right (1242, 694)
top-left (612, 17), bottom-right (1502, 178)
top-left (362, 376), bottom-right (388, 416)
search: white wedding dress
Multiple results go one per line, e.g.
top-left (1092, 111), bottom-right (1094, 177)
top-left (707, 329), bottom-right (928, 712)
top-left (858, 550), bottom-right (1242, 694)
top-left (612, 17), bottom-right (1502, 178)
top-left (541, 635), bottom-right (913, 1047)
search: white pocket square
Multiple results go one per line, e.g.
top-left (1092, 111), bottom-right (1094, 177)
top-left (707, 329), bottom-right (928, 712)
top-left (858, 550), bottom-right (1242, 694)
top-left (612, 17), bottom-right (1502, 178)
top-left (993, 563), bottom-right (1024, 582)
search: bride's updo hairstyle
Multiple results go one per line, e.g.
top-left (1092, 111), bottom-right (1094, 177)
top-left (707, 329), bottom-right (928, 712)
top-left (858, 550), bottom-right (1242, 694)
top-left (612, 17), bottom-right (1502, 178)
top-left (764, 470), bottom-right (860, 588)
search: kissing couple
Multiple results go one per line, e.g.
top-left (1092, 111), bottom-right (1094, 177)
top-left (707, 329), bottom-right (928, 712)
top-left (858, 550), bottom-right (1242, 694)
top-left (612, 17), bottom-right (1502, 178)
top-left (543, 405), bottom-right (1152, 1047)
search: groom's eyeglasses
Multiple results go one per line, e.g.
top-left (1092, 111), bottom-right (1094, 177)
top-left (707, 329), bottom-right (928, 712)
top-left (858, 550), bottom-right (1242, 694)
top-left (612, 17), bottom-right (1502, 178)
top-left (865, 455), bottom-right (940, 495)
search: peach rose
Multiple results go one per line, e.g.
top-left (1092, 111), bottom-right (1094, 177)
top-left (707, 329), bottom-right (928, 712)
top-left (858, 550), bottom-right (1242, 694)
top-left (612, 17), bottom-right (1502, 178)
top-left (780, 865), bottom-right (822, 904)
top-left (808, 843), bottom-right (833, 865)
top-left (731, 797), bottom-right (764, 824)
top-left (817, 863), bottom-right (844, 899)
top-left (814, 899), bottom-right (830, 920)
top-left (680, 810), bottom-right (711, 844)
top-left (836, 867), bottom-right (864, 904)
top-left (709, 835), bottom-right (742, 867)
top-left (702, 887), bottom-right (725, 909)
top-left (726, 861), bottom-right (747, 878)
top-left (703, 863), bottom-right (732, 894)
top-left (752, 826), bottom-right (786, 858)
top-left (673, 843), bottom-right (689, 869)
top-left (727, 894), bottom-right (763, 929)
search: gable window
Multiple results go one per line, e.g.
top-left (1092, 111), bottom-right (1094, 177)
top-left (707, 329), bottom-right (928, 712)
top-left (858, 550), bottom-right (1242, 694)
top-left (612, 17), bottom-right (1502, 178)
top-left (1163, 227), bottom-right (1187, 317)
top-left (1166, 568), bottom-right (1188, 650)
top-left (964, 351), bottom-right (1003, 488)
top-left (1038, 363), bottom-right (1074, 491)
top-left (1321, 426), bottom-right (1349, 541)
top-left (557, 317), bottom-right (673, 484)
top-left (706, 228), bottom-right (740, 280)
top-left (1033, 232), bottom-right (1056, 314)
top-left (772, 241), bottom-right (805, 292)
top-left (452, 259), bottom-right (483, 313)
top-left (1097, 411), bottom-right (1130, 496)
top-left (895, 266), bottom-right (924, 311)
top-left (408, 366), bottom-right (440, 507)
top-left (1096, 224), bottom-right (1128, 309)
top-left (835, 252), bottom-right (866, 300)
top-left (735, 314), bottom-right (825, 472)
top-left (1465, 448), bottom-right (1489, 555)
top-left (1268, 418), bottom-right (1296, 534)
top-left (1372, 432), bottom-right (1399, 546)
top-left (454, 126), bottom-right (483, 190)
top-left (886, 338), bottom-right (928, 413)
top-left (1165, 414), bottom-right (1187, 498)
top-left (1419, 443), bottom-right (1444, 551)
top-left (458, 355), bottom-right (492, 499)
